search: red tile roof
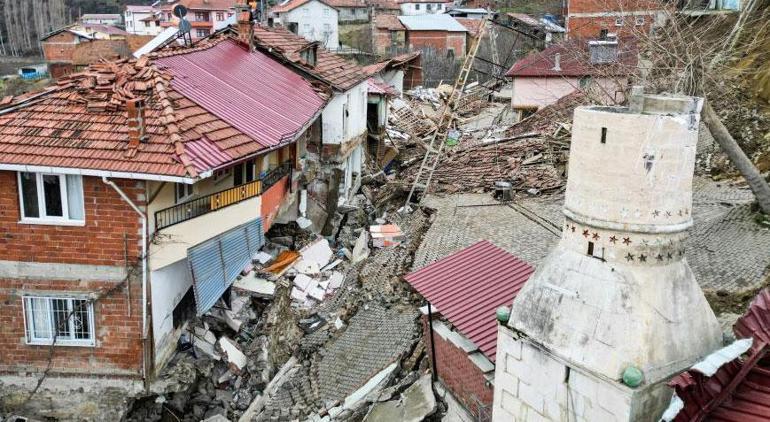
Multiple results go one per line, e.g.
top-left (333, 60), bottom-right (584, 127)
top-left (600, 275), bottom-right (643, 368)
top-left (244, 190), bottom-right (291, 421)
top-left (366, 78), bottom-right (398, 96)
top-left (404, 240), bottom-right (534, 361)
top-left (251, 25), bottom-right (368, 91)
top-left (373, 14), bottom-right (405, 31)
top-left (362, 51), bottom-right (420, 75)
top-left (505, 38), bottom-right (638, 78)
top-left (325, 0), bottom-right (367, 7)
top-left (665, 289), bottom-right (770, 422)
top-left (369, 0), bottom-right (400, 9)
top-left (0, 37), bottom-right (326, 180)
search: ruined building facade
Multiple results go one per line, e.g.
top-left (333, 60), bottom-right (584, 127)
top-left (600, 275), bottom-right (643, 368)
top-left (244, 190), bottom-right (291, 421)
top-left (491, 91), bottom-right (722, 420)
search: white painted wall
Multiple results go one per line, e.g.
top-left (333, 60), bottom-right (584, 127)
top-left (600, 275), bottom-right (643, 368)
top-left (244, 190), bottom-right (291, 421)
top-left (399, 2), bottom-right (450, 15)
top-left (277, 0), bottom-right (339, 49)
top-left (376, 69), bottom-right (405, 94)
top-left (321, 82), bottom-right (368, 145)
top-left (511, 76), bottom-right (628, 115)
top-left (151, 259), bottom-right (193, 368)
top-left (124, 10), bottom-right (163, 35)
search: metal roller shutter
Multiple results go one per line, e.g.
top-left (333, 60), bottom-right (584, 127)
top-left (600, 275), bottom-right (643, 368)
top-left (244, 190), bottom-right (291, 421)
top-left (188, 218), bottom-right (265, 315)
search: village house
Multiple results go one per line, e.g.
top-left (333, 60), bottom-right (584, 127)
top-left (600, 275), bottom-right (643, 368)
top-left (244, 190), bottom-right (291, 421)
top-left (125, 5), bottom-right (164, 36)
top-left (250, 23), bottom-right (369, 224)
top-left (501, 13), bottom-right (566, 45)
top-left (505, 35), bottom-right (636, 120)
top-left (0, 30), bottom-right (328, 397)
top-left (446, 7), bottom-right (489, 19)
top-left (565, 0), bottom-right (667, 38)
top-left (269, 0), bottom-right (340, 50)
top-left (81, 13), bottom-right (123, 26)
top-left (326, 0), bottom-right (370, 23)
top-left (371, 14), bottom-right (406, 55)
top-left (398, 14), bottom-right (469, 59)
top-left (40, 24), bottom-right (133, 79)
top-left (368, 0), bottom-right (402, 14)
top-left (397, 0), bottom-right (453, 15)
top-left (159, 0), bottom-right (238, 40)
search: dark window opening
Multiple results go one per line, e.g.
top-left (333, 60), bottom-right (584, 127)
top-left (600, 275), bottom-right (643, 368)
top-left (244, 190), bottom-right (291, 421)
top-left (600, 127), bottom-right (607, 144)
top-left (587, 241), bottom-right (594, 256)
top-left (564, 366), bottom-right (571, 383)
top-left (172, 287), bottom-right (196, 329)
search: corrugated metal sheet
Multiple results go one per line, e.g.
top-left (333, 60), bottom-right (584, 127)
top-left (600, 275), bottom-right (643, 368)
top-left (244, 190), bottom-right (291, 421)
top-left (398, 15), bottom-right (468, 32)
top-left (404, 240), bottom-right (534, 361)
top-left (188, 218), bottom-right (264, 315)
top-left (665, 288), bottom-right (770, 422)
top-left (157, 39), bottom-right (326, 148)
top-left (185, 136), bottom-right (233, 172)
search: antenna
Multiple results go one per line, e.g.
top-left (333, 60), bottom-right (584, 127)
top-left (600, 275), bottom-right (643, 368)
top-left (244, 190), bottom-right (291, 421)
top-left (173, 4), bottom-right (192, 46)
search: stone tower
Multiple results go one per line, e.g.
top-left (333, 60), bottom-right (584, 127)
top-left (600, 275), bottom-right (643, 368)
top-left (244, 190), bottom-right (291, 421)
top-left (491, 90), bottom-right (722, 421)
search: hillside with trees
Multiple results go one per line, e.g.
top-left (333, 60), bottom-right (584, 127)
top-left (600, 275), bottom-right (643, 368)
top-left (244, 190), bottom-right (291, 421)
top-left (0, 0), bottom-right (154, 56)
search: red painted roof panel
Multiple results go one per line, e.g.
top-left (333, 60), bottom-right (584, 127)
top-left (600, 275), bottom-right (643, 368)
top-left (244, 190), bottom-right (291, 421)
top-left (404, 240), bottom-right (534, 361)
top-left (156, 39), bottom-right (325, 148)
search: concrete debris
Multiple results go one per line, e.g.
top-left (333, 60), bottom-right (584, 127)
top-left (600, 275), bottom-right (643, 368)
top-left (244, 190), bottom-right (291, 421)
top-left (352, 230), bottom-right (371, 263)
top-left (253, 251), bottom-right (274, 265)
top-left (218, 336), bottom-right (248, 373)
top-left (370, 224), bottom-right (405, 248)
top-left (363, 373), bottom-right (437, 422)
top-left (296, 216), bottom-right (313, 229)
top-left (233, 276), bottom-right (276, 298)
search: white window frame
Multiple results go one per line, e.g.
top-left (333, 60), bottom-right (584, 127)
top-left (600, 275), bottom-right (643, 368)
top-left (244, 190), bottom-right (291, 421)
top-left (635, 16), bottom-right (645, 26)
top-left (175, 182), bottom-right (194, 203)
top-left (415, 3), bottom-right (421, 10)
top-left (323, 8), bottom-right (329, 16)
top-left (614, 17), bottom-right (624, 26)
top-left (17, 172), bottom-right (85, 226)
top-left (23, 295), bottom-right (96, 347)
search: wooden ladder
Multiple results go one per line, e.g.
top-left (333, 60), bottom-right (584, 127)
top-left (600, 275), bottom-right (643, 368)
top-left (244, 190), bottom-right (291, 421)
top-left (402, 14), bottom-right (491, 212)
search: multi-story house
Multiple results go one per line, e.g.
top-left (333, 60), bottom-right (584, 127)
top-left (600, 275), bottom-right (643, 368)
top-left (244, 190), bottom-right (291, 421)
top-left (326, 0), bottom-right (370, 23)
top-left (159, 0), bottom-right (238, 40)
top-left (565, 0), bottom-right (667, 38)
top-left (270, 0), bottom-right (340, 50)
top-left (125, 5), bottom-right (164, 36)
top-left (80, 13), bottom-right (123, 26)
top-left (0, 29), bottom-right (327, 411)
top-left (397, 0), bottom-right (453, 16)
top-left (251, 24), bottom-right (368, 224)
top-left (41, 23), bottom-right (132, 79)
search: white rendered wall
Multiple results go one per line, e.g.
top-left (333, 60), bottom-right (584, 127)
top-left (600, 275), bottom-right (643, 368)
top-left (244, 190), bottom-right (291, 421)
top-left (399, 2), bottom-right (449, 15)
top-left (511, 76), bottom-right (626, 111)
top-left (151, 259), bottom-right (194, 368)
top-left (322, 81), bottom-right (368, 145)
top-left (124, 11), bottom-right (164, 35)
top-left (281, 1), bottom-right (339, 49)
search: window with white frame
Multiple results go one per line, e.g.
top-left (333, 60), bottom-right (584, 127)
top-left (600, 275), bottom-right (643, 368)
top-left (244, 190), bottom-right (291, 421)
top-left (323, 8), bottom-right (329, 16)
top-left (614, 17), bottom-right (624, 26)
top-left (426, 3), bottom-right (432, 10)
top-left (415, 3), bottom-right (420, 10)
top-left (303, 7), bottom-right (310, 16)
top-left (23, 296), bottom-right (95, 346)
top-left (175, 183), bottom-right (194, 202)
top-left (635, 16), bottom-right (645, 26)
top-left (18, 172), bottom-right (84, 224)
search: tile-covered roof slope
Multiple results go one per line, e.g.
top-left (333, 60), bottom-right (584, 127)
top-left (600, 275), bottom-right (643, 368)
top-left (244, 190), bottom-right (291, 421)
top-left (405, 240), bottom-right (534, 361)
top-left (0, 37), bottom-right (326, 179)
top-left (505, 38), bottom-right (638, 78)
top-left (159, 0), bottom-right (239, 10)
top-left (271, 0), bottom-right (338, 13)
top-left (373, 14), bottom-right (405, 31)
top-left (664, 288), bottom-right (770, 422)
top-left (251, 25), bottom-right (368, 91)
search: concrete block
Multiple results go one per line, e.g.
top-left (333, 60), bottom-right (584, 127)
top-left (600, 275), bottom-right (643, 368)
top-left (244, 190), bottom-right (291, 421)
top-left (569, 370), bottom-right (599, 402)
top-left (500, 388), bottom-right (523, 418)
top-left (595, 382), bottom-right (632, 418)
top-left (518, 381), bottom-right (545, 414)
top-left (431, 320), bottom-right (452, 341)
top-left (523, 406), bottom-right (549, 422)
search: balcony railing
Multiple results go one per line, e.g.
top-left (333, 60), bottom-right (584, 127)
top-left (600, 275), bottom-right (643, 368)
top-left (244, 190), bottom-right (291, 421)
top-left (154, 162), bottom-right (293, 231)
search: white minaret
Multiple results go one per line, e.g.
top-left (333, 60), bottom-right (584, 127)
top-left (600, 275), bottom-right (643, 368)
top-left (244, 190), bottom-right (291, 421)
top-left (491, 89), bottom-right (721, 421)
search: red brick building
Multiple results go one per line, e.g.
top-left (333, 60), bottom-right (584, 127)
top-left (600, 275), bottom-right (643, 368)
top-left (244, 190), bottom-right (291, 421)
top-left (0, 32), bottom-right (326, 407)
top-left (398, 14), bottom-right (469, 59)
top-left (405, 241), bottom-right (534, 421)
top-left (566, 0), bottom-right (667, 39)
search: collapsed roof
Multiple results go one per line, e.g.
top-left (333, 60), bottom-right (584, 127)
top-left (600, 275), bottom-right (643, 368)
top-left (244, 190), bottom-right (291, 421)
top-left (0, 36), bottom-right (328, 181)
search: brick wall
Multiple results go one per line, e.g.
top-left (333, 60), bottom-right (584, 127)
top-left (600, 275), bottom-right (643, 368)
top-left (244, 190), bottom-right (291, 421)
top-left (407, 31), bottom-right (467, 58)
top-left (261, 175), bottom-right (291, 232)
top-left (566, 15), bottom-right (654, 38)
top-left (0, 277), bottom-right (144, 377)
top-left (0, 172), bottom-right (143, 267)
top-left (422, 315), bottom-right (494, 419)
top-left (0, 171), bottom-right (145, 377)
top-left (568, 0), bottom-right (662, 13)
top-left (41, 32), bottom-right (78, 63)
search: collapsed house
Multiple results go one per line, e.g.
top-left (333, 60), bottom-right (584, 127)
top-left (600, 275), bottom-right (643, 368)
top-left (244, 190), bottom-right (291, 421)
top-left (0, 19), bottom-right (378, 418)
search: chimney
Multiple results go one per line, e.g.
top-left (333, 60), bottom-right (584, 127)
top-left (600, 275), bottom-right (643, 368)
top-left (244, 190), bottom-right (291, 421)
top-left (236, 3), bottom-right (254, 51)
top-left (552, 53), bottom-right (561, 71)
top-left (126, 98), bottom-right (147, 147)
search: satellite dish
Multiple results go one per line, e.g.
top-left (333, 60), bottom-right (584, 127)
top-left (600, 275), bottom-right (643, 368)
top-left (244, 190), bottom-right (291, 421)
top-left (173, 5), bottom-right (188, 18)
top-left (179, 19), bottom-right (192, 34)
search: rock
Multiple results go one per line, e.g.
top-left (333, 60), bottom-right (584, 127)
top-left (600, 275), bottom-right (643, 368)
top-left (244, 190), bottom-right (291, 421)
top-left (202, 407), bottom-right (228, 420)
